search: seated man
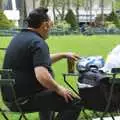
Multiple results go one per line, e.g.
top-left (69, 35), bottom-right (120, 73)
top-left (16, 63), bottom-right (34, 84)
top-left (2, 7), bottom-right (82, 120)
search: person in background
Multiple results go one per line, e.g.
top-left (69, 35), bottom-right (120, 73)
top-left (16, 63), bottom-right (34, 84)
top-left (2, 7), bottom-right (82, 120)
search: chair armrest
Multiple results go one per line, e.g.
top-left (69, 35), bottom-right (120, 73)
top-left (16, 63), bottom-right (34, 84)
top-left (0, 79), bottom-right (15, 86)
top-left (0, 69), bottom-right (14, 79)
top-left (0, 69), bottom-right (12, 74)
top-left (111, 68), bottom-right (120, 74)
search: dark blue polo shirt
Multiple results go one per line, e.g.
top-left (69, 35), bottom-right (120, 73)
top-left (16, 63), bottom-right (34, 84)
top-left (2, 29), bottom-right (53, 101)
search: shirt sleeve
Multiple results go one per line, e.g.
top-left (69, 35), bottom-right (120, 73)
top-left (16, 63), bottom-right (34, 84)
top-left (30, 39), bottom-right (51, 69)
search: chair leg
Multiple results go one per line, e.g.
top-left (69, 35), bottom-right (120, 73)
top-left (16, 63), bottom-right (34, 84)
top-left (18, 114), bottom-right (22, 120)
top-left (18, 113), bottom-right (28, 120)
top-left (0, 108), bottom-right (9, 120)
top-left (50, 111), bottom-right (55, 120)
top-left (82, 108), bottom-right (92, 120)
top-left (110, 113), bottom-right (115, 120)
top-left (0, 111), bottom-right (9, 120)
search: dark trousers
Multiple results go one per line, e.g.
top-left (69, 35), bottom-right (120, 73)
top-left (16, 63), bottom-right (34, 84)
top-left (39, 111), bottom-right (55, 120)
top-left (8, 90), bottom-right (82, 120)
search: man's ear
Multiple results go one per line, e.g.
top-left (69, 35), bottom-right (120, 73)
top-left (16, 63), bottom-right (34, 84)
top-left (41, 22), bottom-right (48, 30)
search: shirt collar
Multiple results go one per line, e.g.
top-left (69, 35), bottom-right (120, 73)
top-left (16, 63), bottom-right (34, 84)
top-left (21, 28), bottom-right (43, 39)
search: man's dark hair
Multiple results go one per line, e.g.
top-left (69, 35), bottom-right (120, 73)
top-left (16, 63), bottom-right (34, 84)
top-left (26, 7), bottom-right (49, 28)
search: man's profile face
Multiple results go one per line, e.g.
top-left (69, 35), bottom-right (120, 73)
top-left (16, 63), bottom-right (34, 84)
top-left (42, 19), bottom-right (53, 39)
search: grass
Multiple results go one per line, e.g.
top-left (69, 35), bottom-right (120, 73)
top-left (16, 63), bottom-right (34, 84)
top-left (0, 34), bottom-right (120, 119)
top-left (47, 35), bottom-right (120, 85)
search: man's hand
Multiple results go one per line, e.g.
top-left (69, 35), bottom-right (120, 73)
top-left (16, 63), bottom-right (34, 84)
top-left (50, 52), bottom-right (80, 64)
top-left (56, 86), bottom-right (74, 103)
top-left (64, 52), bottom-right (80, 61)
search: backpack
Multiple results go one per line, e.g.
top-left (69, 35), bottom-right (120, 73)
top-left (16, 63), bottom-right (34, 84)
top-left (77, 69), bottom-right (120, 112)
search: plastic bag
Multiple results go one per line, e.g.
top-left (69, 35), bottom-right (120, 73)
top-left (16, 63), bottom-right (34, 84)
top-left (76, 56), bottom-right (104, 72)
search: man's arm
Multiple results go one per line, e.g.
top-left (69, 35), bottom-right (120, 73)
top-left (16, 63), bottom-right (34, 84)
top-left (50, 53), bottom-right (65, 64)
top-left (34, 66), bottom-right (73, 102)
top-left (34, 66), bottom-right (60, 91)
top-left (50, 52), bottom-right (80, 64)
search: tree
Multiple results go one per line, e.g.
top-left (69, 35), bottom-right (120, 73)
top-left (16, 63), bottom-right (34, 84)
top-left (100, 0), bottom-right (105, 25)
top-left (0, 0), bottom-right (2, 10)
top-left (39, 0), bottom-right (50, 7)
top-left (52, 0), bottom-right (56, 22)
top-left (0, 10), bottom-right (14, 29)
top-left (73, 0), bottom-right (83, 24)
top-left (19, 0), bottom-right (27, 27)
top-left (52, 0), bottom-right (66, 20)
top-left (65, 9), bottom-right (78, 30)
top-left (106, 10), bottom-right (120, 27)
top-left (89, 0), bottom-right (93, 24)
top-left (115, 0), bottom-right (120, 10)
top-left (38, 0), bottom-right (83, 23)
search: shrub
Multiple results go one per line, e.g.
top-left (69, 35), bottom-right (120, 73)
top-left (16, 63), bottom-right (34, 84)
top-left (54, 20), bottom-right (70, 30)
top-left (95, 14), bottom-right (107, 27)
top-left (0, 10), bottom-right (14, 29)
top-left (50, 21), bottom-right (71, 35)
top-left (65, 9), bottom-right (78, 30)
top-left (106, 11), bottom-right (120, 28)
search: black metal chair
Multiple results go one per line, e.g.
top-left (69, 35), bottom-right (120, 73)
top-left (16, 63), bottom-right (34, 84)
top-left (0, 69), bottom-right (56, 120)
top-left (0, 69), bottom-right (29, 120)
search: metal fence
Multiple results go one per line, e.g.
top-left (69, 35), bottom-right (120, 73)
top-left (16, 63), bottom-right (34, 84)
top-left (82, 27), bottom-right (120, 35)
top-left (0, 28), bottom-right (120, 37)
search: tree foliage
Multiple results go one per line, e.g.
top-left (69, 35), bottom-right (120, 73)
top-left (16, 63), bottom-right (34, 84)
top-left (0, 0), bottom-right (2, 9)
top-left (106, 11), bottom-right (120, 27)
top-left (0, 10), bottom-right (14, 29)
top-left (115, 0), bottom-right (120, 10)
top-left (65, 9), bottom-right (78, 30)
top-left (39, 0), bottom-right (83, 22)
top-left (40, 0), bottom-right (50, 7)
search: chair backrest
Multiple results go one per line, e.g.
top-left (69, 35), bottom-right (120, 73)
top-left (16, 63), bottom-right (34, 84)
top-left (0, 69), bottom-right (15, 101)
top-left (0, 69), bottom-right (14, 79)
top-left (0, 69), bottom-right (15, 88)
top-left (0, 69), bottom-right (23, 111)
top-left (0, 69), bottom-right (29, 119)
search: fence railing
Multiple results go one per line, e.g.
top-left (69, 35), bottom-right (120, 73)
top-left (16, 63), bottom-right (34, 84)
top-left (0, 27), bottom-right (120, 37)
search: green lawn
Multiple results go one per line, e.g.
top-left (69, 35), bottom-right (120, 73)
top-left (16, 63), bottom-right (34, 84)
top-left (48, 35), bottom-right (120, 85)
top-left (0, 35), bottom-right (120, 119)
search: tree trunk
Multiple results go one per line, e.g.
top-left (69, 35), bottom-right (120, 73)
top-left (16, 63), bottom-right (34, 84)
top-left (0, 0), bottom-right (2, 10)
top-left (40, 0), bottom-right (45, 7)
top-left (19, 0), bottom-right (27, 27)
top-left (33, 0), bottom-right (35, 8)
top-left (101, 0), bottom-right (104, 25)
top-left (61, 1), bottom-right (65, 20)
top-left (40, 0), bottom-right (50, 7)
top-left (52, 0), bottom-right (56, 22)
top-left (76, 0), bottom-right (81, 24)
top-left (67, 0), bottom-right (71, 10)
top-left (89, 0), bottom-right (92, 25)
